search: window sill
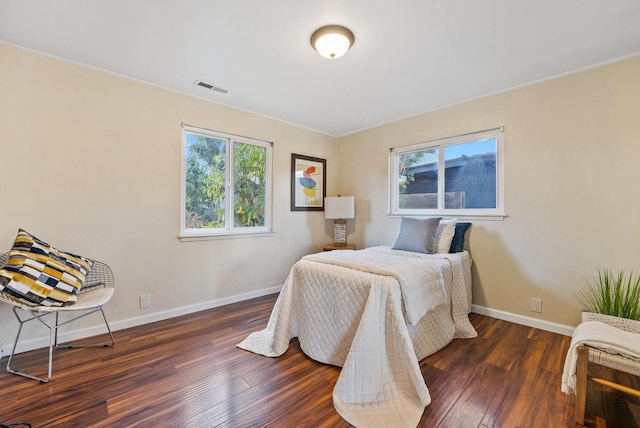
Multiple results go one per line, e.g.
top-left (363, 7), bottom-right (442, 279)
top-left (387, 213), bottom-right (507, 221)
top-left (179, 230), bottom-right (275, 242)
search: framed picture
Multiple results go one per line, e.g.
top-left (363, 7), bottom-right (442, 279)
top-left (291, 153), bottom-right (326, 211)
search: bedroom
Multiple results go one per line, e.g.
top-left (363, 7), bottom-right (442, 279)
top-left (1, 1), bottom-right (639, 426)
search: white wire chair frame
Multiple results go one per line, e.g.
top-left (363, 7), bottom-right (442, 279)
top-left (0, 252), bottom-right (115, 383)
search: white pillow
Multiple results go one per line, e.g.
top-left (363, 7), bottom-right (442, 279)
top-left (435, 219), bottom-right (457, 253)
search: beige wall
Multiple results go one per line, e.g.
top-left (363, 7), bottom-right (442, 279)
top-left (0, 44), bottom-right (338, 349)
top-left (1, 42), bottom-right (639, 350)
top-left (338, 55), bottom-right (640, 327)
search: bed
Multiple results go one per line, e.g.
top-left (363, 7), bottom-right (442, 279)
top-left (238, 220), bottom-right (475, 428)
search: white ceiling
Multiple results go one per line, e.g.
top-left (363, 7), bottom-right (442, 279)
top-left (1, 0), bottom-right (640, 137)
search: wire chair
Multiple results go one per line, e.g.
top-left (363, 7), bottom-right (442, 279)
top-left (0, 252), bottom-right (115, 382)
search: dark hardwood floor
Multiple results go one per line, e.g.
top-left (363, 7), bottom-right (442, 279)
top-left (0, 294), bottom-right (638, 427)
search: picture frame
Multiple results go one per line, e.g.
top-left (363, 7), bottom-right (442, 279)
top-left (291, 153), bottom-right (326, 211)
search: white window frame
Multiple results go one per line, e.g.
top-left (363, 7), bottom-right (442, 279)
top-left (180, 124), bottom-right (273, 239)
top-left (389, 127), bottom-right (505, 218)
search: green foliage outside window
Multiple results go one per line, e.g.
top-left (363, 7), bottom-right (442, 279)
top-left (397, 150), bottom-right (437, 194)
top-left (185, 135), bottom-right (226, 228)
top-left (185, 133), bottom-right (267, 230)
top-left (233, 142), bottom-right (266, 227)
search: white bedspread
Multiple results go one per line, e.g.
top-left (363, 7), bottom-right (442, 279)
top-left (561, 320), bottom-right (640, 394)
top-left (304, 248), bottom-right (451, 325)
top-left (237, 247), bottom-right (476, 427)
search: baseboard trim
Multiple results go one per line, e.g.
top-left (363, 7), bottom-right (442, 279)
top-left (1, 285), bottom-right (283, 357)
top-left (1, 290), bottom-right (574, 358)
top-left (110, 285), bottom-right (283, 333)
top-left (471, 304), bottom-right (575, 336)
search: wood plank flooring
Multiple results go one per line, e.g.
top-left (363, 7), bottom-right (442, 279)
top-left (0, 293), bottom-right (638, 427)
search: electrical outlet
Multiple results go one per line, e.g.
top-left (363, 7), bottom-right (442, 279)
top-left (140, 294), bottom-right (151, 309)
top-left (531, 298), bottom-right (542, 313)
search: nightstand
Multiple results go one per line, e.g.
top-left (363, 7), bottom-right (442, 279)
top-left (322, 244), bottom-right (356, 251)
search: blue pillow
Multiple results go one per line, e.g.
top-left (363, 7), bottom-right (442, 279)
top-left (449, 223), bottom-right (471, 253)
top-left (392, 217), bottom-right (441, 254)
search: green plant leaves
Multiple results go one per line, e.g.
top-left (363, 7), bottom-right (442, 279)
top-left (574, 269), bottom-right (640, 320)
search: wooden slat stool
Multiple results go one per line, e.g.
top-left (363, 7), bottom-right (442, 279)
top-left (574, 313), bottom-right (640, 425)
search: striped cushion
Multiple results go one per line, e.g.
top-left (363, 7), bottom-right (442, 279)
top-left (0, 229), bottom-right (93, 307)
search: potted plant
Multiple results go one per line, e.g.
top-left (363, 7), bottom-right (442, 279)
top-left (574, 268), bottom-right (640, 329)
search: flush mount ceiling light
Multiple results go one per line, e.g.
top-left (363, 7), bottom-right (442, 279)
top-left (310, 25), bottom-right (355, 59)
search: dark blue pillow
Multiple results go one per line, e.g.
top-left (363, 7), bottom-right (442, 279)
top-left (449, 223), bottom-right (471, 253)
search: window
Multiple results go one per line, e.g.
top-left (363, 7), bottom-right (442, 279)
top-left (181, 125), bottom-right (273, 238)
top-left (390, 128), bottom-right (504, 217)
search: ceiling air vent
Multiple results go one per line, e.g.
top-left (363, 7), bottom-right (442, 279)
top-left (193, 80), bottom-right (229, 94)
top-left (194, 80), bottom-right (228, 94)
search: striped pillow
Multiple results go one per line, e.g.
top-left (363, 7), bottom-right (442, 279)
top-left (0, 229), bottom-right (93, 307)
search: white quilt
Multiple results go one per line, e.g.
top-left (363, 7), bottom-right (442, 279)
top-left (303, 248), bottom-right (450, 325)
top-left (237, 247), bottom-right (476, 428)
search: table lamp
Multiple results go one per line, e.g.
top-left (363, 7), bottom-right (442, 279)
top-left (324, 196), bottom-right (355, 247)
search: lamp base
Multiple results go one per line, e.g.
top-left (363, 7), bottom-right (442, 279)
top-left (333, 219), bottom-right (347, 247)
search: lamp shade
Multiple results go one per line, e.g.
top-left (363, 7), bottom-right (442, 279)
top-left (325, 196), bottom-right (355, 219)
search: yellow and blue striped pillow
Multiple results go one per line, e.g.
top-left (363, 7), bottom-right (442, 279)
top-left (0, 229), bottom-right (93, 307)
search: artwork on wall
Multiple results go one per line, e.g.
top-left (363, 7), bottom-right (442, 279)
top-left (291, 153), bottom-right (326, 211)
